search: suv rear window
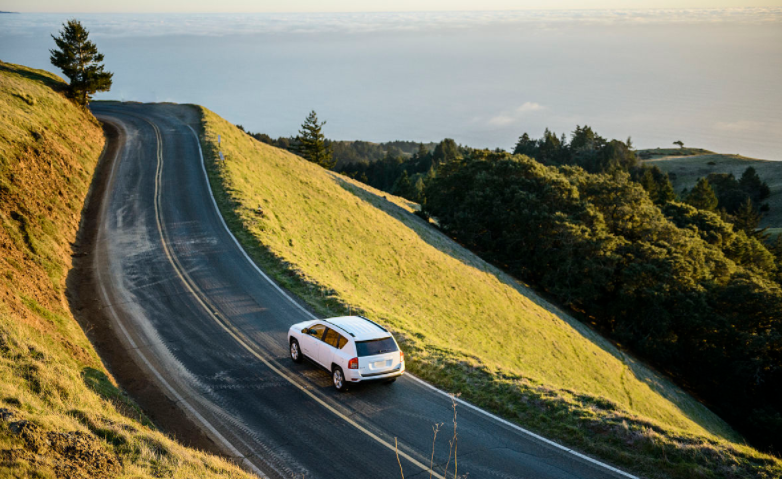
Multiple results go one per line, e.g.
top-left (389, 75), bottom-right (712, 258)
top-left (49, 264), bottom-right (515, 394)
top-left (355, 337), bottom-right (398, 357)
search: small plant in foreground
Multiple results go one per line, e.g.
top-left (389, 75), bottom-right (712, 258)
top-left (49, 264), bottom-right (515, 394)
top-left (397, 393), bottom-right (467, 479)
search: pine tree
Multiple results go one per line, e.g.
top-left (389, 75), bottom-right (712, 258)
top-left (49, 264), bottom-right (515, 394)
top-left (733, 198), bottom-right (762, 236)
top-left (657, 178), bottom-right (676, 204)
top-left (432, 139), bottom-right (460, 166)
top-left (513, 132), bottom-right (537, 157)
top-left (392, 170), bottom-right (413, 199)
top-left (685, 178), bottom-right (719, 211)
top-left (649, 166), bottom-right (676, 204)
top-left (739, 166), bottom-right (771, 202)
top-left (296, 111), bottom-right (335, 169)
top-left (413, 176), bottom-right (425, 204)
top-left (639, 169), bottom-right (659, 203)
top-left (50, 19), bottom-right (113, 106)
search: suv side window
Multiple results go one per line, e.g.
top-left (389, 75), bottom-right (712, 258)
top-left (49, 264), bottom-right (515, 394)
top-left (307, 324), bottom-right (326, 340)
top-left (337, 335), bottom-right (348, 349)
top-left (323, 328), bottom-right (340, 348)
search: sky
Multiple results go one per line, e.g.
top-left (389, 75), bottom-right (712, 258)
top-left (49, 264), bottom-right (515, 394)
top-left (2, 0), bottom-right (782, 13)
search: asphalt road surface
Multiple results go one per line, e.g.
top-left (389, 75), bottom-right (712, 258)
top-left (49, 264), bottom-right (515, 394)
top-left (89, 102), bottom-right (634, 479)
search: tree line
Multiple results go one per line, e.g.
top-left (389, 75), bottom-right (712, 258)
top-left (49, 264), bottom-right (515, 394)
top-left (681, 170), bottom-right (771, 238)
top-left (237, 122), bottom-right (434, 169)
top-left (421, 149), bottom-right (781, 452)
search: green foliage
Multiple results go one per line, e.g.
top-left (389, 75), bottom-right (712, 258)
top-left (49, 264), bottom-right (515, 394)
top-left (685, 178), bottom-right (719, 211)
top-left (296, 110), bottom-right (335, 169)
top-left (431, 138), bottom-right (461, 166)
top-left (514, 125), bottom-right (637, 173)
top-left (635, 166), bottom-right (676, 205)
top-left (391, 170), bottom-right (424, 202)
top-left (423, 151), bottom-right (782, 452)
top-left (740, 166), bottom-right (771, 202)
top-left (645, 153), bottom-right (781, 238)
top-left (340, 124), bottom-right (637, 206)
top-left (49, 19), bottom-right (113, 106)
top-left (337, 138), bottom-right (459, 203)
top-left (240, 127), bottom-right (433, 170)
top-left (513, 132), bottom-right (536, 157)
top-left (704, 167), bottom-right (770, 218)
top-left (734, 197), bottom-right (763, 236)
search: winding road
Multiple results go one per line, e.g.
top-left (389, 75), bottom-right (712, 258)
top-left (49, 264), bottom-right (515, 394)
top-left (89, 102), bottom-right (634, 479)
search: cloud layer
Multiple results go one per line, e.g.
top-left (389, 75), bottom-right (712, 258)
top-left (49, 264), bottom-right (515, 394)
top-left (487, 102), bottom-right (546, 126)
top-left (1, 8), bottom-right (781, 37)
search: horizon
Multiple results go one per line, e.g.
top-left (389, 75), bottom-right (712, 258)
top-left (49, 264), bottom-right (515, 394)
top-left (3, 0), bottom-right (782, 13)
top-left (3, 8), bottom-right (780, 159)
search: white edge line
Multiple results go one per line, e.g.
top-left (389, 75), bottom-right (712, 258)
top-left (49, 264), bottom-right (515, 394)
top-left (95, 116), bottom-right (268, 479)
top-left (187, 124), bottom-right (317, 322)
top-left (188, 124), bottom-right (446, 478)
top-left (186, 123), bottom-right (639, 479)
top-left (406, 375), bottom-right (638, 479)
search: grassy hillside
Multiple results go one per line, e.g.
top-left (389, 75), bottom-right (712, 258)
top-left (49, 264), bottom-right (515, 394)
top-left (641, 149), bottom-right (782, 228)
top-left (638, 147), bottom-right (715, 159)
top-left (198, 107), bottom-right (782, 478)
top-left (0, 62), bottom-right (253, 478)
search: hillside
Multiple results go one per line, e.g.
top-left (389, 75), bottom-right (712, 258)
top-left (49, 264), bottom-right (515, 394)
top-left (641, 149), bottom-right (782, 230)
top-left (0, 62), bottom-right (253, 478)
top-left (198, 107), bottom-right (782, 478)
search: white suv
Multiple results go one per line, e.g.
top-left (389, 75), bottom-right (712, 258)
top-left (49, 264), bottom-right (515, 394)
top-left (288, 316), bottom-right (404, 391)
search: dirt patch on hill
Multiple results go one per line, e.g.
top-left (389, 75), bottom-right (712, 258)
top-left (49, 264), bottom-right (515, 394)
top-left (0, 409), bottom-right (120, 479)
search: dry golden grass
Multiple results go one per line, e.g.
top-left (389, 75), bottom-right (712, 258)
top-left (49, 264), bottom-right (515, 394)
top-left (0, 62), bottom-right (253, 479)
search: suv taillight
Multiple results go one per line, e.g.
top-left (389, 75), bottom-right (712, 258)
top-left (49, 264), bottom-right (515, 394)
top-left (400, 351), bottom-right (404, 362)
top-left (348, 357), bottom-right (359, 369)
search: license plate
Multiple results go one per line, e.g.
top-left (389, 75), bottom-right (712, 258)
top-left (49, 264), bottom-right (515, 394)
top-left (373, 360), bottom-right (388, 368)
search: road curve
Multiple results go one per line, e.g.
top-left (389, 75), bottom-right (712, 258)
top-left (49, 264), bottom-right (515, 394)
top-left (89, 102), bottom-right (633, 479)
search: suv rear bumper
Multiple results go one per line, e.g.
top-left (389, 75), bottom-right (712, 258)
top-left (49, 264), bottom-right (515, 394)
top-left (347, 366), bottom-right (404, 382)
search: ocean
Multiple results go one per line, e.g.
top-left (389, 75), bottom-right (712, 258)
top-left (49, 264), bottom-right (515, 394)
top-left (1, 9), bottom-right (781, 159)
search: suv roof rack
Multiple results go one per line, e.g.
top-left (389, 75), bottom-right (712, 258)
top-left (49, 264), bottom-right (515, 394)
top-left (322, 320), bottom-right (355, 337)
top-left (357, 315), bottom-right (388, 332)
top-left (321, 316), bottom-right (388, 339)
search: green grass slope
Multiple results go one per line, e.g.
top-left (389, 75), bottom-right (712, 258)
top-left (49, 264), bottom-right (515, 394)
top-left (641, 149), bottom-right (782, 229)
top-left (198, 107), bottom-right (781, 478)
top-left (0, 62), bottom-right (253, 478)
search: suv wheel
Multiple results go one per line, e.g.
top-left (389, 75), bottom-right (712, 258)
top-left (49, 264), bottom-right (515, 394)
top-left (332, 366), bottom-right (348, 392)
top-left (290, 339), bottom-right (302, 363)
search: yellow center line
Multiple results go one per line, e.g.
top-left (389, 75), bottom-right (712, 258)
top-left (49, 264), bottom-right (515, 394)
top-left (145, 118), bottom-right (444, 479)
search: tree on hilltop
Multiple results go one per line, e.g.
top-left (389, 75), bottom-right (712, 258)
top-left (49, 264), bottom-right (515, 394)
top-left (50, 19), bottom-right (113, 106)
top-left (673, 140), bottom-right (684, 148)
top-left (297, 111), bottom-right (335, 169)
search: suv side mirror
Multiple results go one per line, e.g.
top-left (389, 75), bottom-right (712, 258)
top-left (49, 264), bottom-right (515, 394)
top-left (302, 328), bottom-right (310, 334)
